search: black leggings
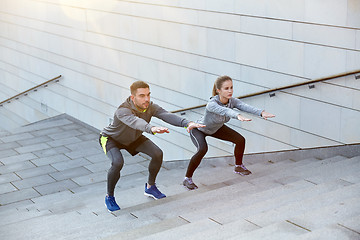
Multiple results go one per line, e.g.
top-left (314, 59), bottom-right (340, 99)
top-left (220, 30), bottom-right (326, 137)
top-left (186, 125), bottom-right (246, 178)
top-left (102, 138), bottom-right (163, 196)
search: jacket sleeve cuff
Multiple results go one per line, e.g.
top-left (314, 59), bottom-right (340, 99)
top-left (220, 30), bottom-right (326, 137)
top-left (182, 119), bottom-right (191, 128)
top-left (145, 124), bottom-right (155, 134)
top-left (257, 109), bottom-right (264, 116)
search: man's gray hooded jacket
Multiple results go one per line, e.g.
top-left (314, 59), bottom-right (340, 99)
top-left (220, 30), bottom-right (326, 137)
top-left (101, 97), bottom-right (190, 146)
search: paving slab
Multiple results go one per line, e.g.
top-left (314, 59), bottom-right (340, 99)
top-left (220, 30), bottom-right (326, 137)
top-left (15, 143), bottom-right (52, 154)
top-left (85, 152), bottom-right (109, 163)
top-left (0, 161), bottom-right (36, 175)
top-left (31, 190), bottom-right (75, 208)
top-left (121, 163), bottom-right (148, 176)
top-left (31, 127), bottom-right (64, 137)
top-left (49, 166), bottom-right (92, 181)
top-left (60, 123), bottom-right (84, 131)
top-left (0, 182), bottom-right (17, 194)
top-left (0, 132), bottom-right (34, 143)
top-left (16, 135), bottom-right (53, 146)
top-left (0, 152), bottom-right (38, 165)
top-left (51, 157), bottom-right (92, 171)
top-left (48, 129), bottom-right (83, 140)
top-left (32, 146), bottom-right (71, 158)
top-left (15, 165), bottom-right (57, 179)
top-left (0, 172), bottom-right (21, 184)
top-left (12, 174), bottom-right (56, 189)
top-left (47, 136), bottom-right (82, 148)
top-left (0, 149), bottom-right (19, 159)
top-left (84, 162), bottom-right (110, 173)
top-left (77, 132), bottom-right (101, 141)
top-left (30, 154), bottom-right (71, 166)
top-left (0, 141), bottom-right (21, 151)
top-left (34, 179), bottom-right (80, 195)
top-left (65, 140), bottom-right (100, 152)
top-left (64, 147), bottom-right (102, 159)
top-left (0, 188), bottom-right (41, 205)
top-left (71, 171), bottom-right (107, 186)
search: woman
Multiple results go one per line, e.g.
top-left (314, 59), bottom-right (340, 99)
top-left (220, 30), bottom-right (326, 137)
top-left (183, 75), bottom-right (275, 190)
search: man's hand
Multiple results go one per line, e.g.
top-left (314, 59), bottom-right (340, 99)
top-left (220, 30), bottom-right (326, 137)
top-left (151, 126), bottom-right (170, 134)
top-left (237, 114), bottom-right (252, 121)
top-left (261, 111), bottom-right (275, 120)
top-left (186, 122), bottom-right (206, 133)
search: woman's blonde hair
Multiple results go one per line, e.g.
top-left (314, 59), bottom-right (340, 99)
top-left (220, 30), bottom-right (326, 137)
top-left (212, 75), bottom-right (232, 96)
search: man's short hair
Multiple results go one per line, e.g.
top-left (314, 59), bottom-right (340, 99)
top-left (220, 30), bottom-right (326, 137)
top-left (130, 81), bottom-right (150, 95)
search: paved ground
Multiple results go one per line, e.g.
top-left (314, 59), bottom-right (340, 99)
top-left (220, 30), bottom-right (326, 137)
top-left (0, 114), bottom-right (359, 239)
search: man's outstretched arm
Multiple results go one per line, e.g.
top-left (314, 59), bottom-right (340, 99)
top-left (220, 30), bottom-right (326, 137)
top-left (153, 104), bottom-right (205, 132)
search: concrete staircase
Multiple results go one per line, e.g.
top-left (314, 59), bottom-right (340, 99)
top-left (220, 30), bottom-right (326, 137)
top-left (0, 114), bottom-right (359, 240)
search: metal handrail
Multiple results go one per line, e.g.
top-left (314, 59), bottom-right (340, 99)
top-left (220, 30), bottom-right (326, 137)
top-left (0, 75), bottom-right (62, 106)
top-left (171, 70), bottom-right (360, 113)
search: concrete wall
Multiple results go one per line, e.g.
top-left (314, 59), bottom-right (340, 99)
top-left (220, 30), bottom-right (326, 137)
top-left (0, 0), bottom-right (359, 160)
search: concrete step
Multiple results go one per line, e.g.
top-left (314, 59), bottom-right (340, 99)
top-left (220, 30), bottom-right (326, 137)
top-left (104, 173), bottom-right (316, 238)
top-left (126, 160), bottom-right (312, 217)
top-left (287, 197), bottom-right (360, 232)
top-left (177, 156), bottom-right (351, 221)
top-left (293, 225), bottom-right (360, 240)
top-left (337, 214), bottom-right (360, 235)
top-left (124, 157), bottom-right (357, 239)
top-left (74, 158), bottom-right (312, 239)
top-left (143, 218), bottom-right (259, 240)
top-left (134, 218), bottom-right (234, 240)
top-left (245, 183), bottom-right (360, 228)
top-left (125, 180), bottom-right (312, 240)
top-left (182, 178), bottom-right (353, 239)
top-left (70, 154), bottom-right (311, 214)
top-left (148, 181), bottom-right (359, 240)
top-left (227, 221), bottom-right (309, 240)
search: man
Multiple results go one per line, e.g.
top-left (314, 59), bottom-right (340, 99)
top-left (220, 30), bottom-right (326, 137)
top-left (99, 81), bottom-right (204, 212)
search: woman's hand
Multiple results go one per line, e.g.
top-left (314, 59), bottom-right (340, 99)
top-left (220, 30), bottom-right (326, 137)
top-left (186, 122), bottom-right (206, 133)
top-left (261, 111), bottom-right (276, 120)
top-left (237, 114), bottom-right (252, 121)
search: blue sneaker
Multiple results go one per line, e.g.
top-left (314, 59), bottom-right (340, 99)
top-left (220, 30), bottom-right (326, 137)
top-left (105, 195), bottom-right (120, 212)
top-left (144, 183), bottom-right (166, 199)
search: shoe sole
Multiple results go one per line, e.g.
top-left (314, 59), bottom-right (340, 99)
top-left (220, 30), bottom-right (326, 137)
top-left (183, 185), bottom-right (198, 191)
top-left (234, 170), bottom-right (251, 176)
top-left (183, 183), bottom-right (198, 191)
top-left (144, 192), bottom-right (166, 200)
top-left (104, 203), bottom-right (120, 212)
top-left (144, 192), bottom-right (158, 200)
